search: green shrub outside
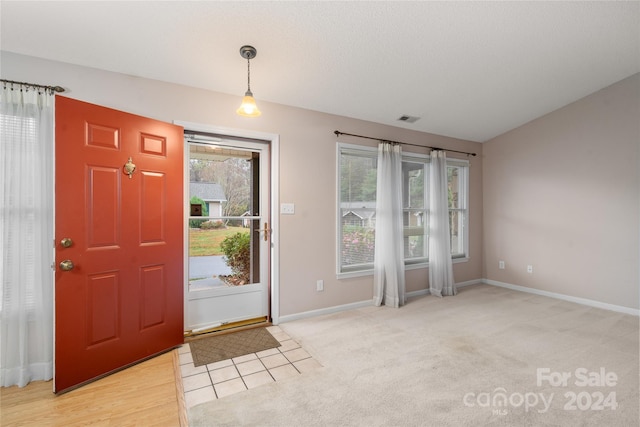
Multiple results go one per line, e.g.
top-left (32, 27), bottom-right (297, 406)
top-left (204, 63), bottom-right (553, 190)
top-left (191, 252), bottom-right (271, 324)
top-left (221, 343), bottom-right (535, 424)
top-left (220, 232), bottom-right (250, 283)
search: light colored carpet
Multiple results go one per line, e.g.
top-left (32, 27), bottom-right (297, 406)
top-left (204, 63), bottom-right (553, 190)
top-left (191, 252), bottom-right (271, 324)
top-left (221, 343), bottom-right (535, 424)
top-left (189, 284), bottom-right (639, 426)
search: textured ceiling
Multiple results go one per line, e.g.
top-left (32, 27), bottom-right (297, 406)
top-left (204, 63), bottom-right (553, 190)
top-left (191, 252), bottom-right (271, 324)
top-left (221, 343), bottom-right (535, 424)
top-left (1, 1), bottom-right (638, 142)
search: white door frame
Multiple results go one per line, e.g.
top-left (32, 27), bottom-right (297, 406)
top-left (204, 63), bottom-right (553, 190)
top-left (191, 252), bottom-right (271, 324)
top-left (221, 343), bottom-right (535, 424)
top-left (174, 121), bottom-right (280, 325)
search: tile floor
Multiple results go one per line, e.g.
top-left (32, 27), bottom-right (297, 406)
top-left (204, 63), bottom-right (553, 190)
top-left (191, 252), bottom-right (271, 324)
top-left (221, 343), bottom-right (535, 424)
top-left (178, 325), bottom-right (322, 409)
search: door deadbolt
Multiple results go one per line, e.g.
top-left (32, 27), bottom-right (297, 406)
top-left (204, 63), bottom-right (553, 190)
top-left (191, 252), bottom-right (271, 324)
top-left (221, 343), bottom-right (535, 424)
top-left (60, 238), bottom-right (73, 248)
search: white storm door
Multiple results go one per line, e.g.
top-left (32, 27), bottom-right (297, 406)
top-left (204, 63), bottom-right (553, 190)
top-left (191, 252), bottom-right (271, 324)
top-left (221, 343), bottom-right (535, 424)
top-left (185, 135), bottom-right (270, 331)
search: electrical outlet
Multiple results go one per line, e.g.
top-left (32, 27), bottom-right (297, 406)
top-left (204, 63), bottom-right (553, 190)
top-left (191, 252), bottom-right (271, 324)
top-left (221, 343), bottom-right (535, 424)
top-left (499, 260), bottom-right (505, 269)
top-left (316, 280), bottom-right (324, 292)
top-left (527, 265), bottom-right (533, 274)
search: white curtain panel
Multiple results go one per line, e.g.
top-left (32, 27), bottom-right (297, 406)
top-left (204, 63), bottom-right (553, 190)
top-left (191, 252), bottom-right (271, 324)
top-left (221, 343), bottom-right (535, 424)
top-left (373, 142), bottom-right (405, 307)
top-left (428, 150), bottom-right (456, 297)
top-left (0, 86), bottom-right (54, 387)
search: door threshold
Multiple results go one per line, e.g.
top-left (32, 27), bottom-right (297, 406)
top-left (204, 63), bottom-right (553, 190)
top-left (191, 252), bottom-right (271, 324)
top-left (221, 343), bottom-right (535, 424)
top-left (184, 316), bottom-right (269, 340)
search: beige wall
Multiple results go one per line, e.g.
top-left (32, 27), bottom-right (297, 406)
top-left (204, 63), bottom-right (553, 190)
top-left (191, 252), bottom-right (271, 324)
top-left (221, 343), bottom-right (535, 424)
top-left (2, 51), bottom-right (483, 317)
top-left (483, 73), bottom-right (640, 310)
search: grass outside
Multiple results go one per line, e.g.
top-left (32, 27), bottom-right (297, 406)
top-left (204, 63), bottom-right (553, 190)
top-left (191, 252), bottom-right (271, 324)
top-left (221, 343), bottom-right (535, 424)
top-left (189, 226), bottom-right (249, 256)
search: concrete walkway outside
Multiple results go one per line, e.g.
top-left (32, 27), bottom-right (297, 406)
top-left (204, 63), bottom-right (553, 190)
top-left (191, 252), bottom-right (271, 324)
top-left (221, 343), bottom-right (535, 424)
top-left (188, 255), bottom-right (233, 290)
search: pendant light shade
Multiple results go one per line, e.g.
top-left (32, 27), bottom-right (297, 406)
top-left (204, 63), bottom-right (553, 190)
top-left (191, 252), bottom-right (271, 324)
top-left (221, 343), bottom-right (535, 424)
top-left (237, 90), bottom-right (261, 117)
top-left (237, 45), bottom-right (261, 117)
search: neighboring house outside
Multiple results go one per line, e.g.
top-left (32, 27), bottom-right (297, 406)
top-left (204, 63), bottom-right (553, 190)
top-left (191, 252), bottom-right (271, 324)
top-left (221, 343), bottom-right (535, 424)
top-left (341, 202), bottom-right (376, 228)
top-left (190, 182), bottom-right (226, 217)
top-left (340, 202), bottom-right (424, 229)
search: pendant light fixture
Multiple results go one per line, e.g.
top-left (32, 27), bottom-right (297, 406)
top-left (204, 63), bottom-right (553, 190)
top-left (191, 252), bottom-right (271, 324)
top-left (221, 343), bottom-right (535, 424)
top-left (236, 45), bottom-right (261, 117)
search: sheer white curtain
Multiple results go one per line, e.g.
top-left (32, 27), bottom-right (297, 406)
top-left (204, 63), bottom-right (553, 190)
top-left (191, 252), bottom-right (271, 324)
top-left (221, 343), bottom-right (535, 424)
top-left (0, 84), bottom-right (54, 387)
top-left (373, 142), bottom-right (405, 307)
top-left (428, 150), bottom-right (456, 297)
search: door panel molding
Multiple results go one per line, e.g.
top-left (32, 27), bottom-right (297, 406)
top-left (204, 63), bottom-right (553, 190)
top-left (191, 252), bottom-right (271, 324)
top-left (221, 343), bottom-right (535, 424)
top-left (55, 96), bottom-right (184, 393)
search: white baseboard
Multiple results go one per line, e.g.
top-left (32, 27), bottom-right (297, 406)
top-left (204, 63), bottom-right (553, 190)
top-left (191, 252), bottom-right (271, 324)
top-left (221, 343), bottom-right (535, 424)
top-left (483, 278), bottom-right (640, 316)
top-left (279, 278), bottom-right (485, 324)
top-left (278, 299), bottom-right (373, 324)
top-left (406, 289), bottom-right (430, 299)
top-left (278, 278), bottom-right (640, 323)
top-left (457, 278), bottom-right (483, 288)
top-left (405, 279), bottom-right (481, 300)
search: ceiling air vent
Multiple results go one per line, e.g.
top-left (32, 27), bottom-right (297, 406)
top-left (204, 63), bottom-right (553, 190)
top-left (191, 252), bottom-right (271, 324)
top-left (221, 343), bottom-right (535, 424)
top-left (397, 115), bottom-right (420, 123)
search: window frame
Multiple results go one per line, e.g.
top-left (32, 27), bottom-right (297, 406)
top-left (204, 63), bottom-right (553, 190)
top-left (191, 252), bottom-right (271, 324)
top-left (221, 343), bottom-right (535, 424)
top-left (336, 143), bottom-right (470, 278)
top-left (447, 159), bottom-right (470, 262)
top-left (0, 112), bottom-right (40, 312)
top-left (401, 154), bottom-right (430, 268)
top-left (336, 143), bottom-right (378, 276)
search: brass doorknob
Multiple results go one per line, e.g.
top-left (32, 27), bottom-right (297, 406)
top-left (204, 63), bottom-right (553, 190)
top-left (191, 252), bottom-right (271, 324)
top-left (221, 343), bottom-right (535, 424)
top-left (59, 260), bottom-right (74, 271)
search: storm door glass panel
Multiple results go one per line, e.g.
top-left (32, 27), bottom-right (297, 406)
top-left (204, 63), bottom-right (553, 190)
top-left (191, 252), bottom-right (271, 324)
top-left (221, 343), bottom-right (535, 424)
top-left (188, 142), bottom-right (257, 291)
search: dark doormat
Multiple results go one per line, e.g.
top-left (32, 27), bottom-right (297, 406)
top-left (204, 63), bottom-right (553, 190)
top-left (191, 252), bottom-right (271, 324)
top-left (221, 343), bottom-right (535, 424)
top-left (189, 327), bottom-right (281, 366)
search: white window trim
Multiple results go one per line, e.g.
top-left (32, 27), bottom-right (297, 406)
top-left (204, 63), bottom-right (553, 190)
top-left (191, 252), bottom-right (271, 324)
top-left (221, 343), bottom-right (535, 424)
top-left (447, 158), bottom-right (470, 263)
top-left (336, 142), bottom-right (377, 277)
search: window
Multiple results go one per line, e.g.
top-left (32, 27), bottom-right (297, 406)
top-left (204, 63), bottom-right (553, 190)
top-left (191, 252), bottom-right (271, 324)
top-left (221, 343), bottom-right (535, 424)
top-left (337, 143), bottom-right (469, 275)
top-left (447, 161), bottom-right (469, 259)
top-left (402, 157), bottom-right (428, 265)
top-left (0, 112), bottom-right (39, 309)
top-left (338, 146), bottom-right (377, 273)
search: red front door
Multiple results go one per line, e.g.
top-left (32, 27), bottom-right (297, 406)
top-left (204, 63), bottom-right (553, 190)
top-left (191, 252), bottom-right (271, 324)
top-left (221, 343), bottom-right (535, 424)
top-left (54, 96), bottom-right (184, 393)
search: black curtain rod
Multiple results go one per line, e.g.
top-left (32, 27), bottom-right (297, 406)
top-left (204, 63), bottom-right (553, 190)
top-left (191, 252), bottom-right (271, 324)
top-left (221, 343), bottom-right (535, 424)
top-left (1, 79), bottom-right (65, 94)
top-left (334, 130), bottom-right (476, 157)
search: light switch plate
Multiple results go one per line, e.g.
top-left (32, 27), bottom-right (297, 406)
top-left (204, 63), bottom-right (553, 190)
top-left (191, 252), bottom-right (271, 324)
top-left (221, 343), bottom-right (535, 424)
top-left (281, 203), bottom-right (295, 214)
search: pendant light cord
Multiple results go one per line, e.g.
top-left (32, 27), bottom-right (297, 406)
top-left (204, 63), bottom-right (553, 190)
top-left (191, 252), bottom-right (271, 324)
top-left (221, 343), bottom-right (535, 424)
top-left (247, 58), bottom-right (251, 93)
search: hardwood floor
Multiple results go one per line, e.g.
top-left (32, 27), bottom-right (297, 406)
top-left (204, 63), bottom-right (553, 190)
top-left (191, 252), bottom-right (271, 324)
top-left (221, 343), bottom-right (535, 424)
top-left (0, 350), bottom-right (186, 427)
